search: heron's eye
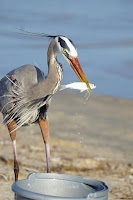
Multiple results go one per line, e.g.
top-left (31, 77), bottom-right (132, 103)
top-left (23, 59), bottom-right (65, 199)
top-left (63, 49), bottom-right (67, 54)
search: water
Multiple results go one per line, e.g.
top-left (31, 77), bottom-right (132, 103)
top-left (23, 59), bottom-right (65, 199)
top-left (0, 0), bottom-right (133, 99)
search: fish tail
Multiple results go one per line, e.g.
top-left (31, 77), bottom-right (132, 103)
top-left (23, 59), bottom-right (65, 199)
top-left (59, 85), bottom-right (66, 91)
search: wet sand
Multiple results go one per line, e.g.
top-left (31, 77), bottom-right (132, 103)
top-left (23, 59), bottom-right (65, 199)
top-left (0, 91), bottom-right (133, 199)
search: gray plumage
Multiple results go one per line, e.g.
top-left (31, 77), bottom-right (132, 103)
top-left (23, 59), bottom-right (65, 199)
top-left (0, 33), bottom-right (90, 180)
top-left (0, 38), bottom-right (63, 131)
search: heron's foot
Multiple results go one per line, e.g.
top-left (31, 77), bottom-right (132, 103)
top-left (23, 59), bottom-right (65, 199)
top-left (47, 168), bottom-right (51, 173)
top-left (14, 162), bottom-right (19, 181)
top-left (45, 143), bottom-right (51, 173)
top-left (47, 161), bottom-right (51, 173)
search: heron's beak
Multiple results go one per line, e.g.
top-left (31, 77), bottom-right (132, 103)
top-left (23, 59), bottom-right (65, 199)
top-left (67, 57), bottom-right (91, 93)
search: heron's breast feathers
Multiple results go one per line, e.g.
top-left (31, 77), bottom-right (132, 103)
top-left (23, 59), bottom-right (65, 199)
top-left (2, 76), bottom-right (51, 132)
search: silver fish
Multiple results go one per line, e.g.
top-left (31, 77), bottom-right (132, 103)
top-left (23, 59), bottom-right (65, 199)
top-left (60, 82), bottom-right (96, 92)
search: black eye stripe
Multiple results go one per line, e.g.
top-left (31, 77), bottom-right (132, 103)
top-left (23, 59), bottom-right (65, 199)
top-left (58, 37), bottom-right (70, 51)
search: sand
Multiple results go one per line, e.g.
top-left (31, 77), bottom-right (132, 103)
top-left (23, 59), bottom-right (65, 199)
top-left (0, 91), bottom-right (133, 200)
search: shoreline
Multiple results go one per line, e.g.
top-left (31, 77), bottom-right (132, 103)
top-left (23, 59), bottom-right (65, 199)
top-left (0, 91), bottom-right (133, 199)
top-left (49, 91), bottom-right (133, 161)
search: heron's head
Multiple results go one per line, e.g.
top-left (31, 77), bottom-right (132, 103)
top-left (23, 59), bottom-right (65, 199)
top-left (55, 36), bottom-right (91, 93)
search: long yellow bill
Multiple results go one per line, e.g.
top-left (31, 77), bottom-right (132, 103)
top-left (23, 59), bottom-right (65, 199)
top-left (68, 57), bottom-right (91, 94)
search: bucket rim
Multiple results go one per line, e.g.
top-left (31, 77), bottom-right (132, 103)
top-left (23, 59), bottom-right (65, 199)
top-left (12, 173), bottom-right (108, 200)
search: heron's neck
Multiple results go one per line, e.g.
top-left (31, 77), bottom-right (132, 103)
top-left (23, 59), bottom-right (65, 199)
top-left (47, 40), bottom-right (63, 94)
top-left (27, 40), bottom-right (63, 101)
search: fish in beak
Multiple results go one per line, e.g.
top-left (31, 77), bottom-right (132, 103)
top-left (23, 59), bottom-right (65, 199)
top-left (67, 56), bottom-right (91, 93)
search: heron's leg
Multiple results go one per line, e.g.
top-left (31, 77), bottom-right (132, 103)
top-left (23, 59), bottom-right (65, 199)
top-left (7, 120), bottom-right (19, 181)
top-left (38, 117), bottom-right (50, 173)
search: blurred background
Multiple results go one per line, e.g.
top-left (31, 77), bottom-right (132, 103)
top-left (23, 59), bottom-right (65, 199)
top-left (0, 0), bottom-right (133, 99)
top-left (0, 2), bottom-right (133, 199)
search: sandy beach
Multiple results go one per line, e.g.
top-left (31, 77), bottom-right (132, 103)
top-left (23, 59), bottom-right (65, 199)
top-left (0, 91), bottom-right (133, 200)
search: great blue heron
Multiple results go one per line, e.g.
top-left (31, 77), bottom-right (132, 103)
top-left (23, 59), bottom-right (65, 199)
top-left (0, 33), bottom-right (91, 181)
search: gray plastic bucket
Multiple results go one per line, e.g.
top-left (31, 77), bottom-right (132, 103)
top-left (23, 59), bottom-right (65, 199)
top-left (12, 173), bottom-right (108, 200)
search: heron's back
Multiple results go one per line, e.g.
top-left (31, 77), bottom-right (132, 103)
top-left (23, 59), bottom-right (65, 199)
top-left (0, 64), bottom-right (45, 114)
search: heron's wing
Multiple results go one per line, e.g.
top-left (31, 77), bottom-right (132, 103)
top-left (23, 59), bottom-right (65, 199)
top-left (0, 64), bottom-right (45, 112)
